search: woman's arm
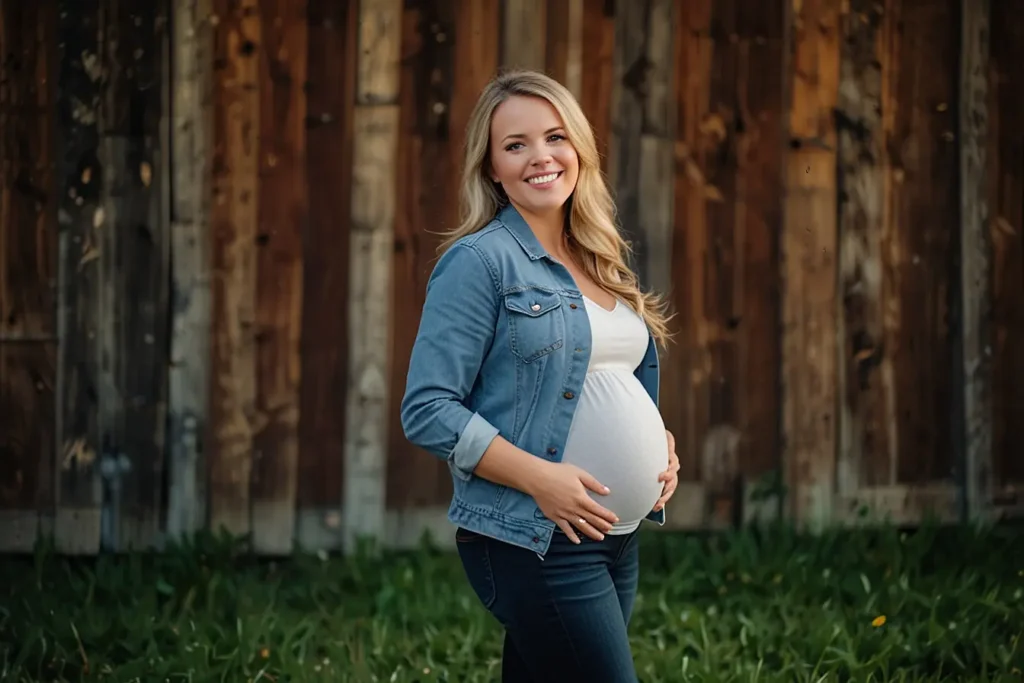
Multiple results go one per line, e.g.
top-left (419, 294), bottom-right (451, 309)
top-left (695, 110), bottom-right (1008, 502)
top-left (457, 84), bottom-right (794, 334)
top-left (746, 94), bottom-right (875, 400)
top-left (400, 243), bottom-right (507, 481)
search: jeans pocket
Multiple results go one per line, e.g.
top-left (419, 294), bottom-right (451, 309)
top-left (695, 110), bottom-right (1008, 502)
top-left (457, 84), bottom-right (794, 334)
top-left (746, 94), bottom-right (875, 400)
top-left (456, 530), bottom-right (497, 610)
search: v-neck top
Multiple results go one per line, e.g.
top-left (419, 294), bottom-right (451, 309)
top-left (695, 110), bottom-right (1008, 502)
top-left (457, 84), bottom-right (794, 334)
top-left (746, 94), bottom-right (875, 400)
top-left (559, 295), bottom-right (668, 534)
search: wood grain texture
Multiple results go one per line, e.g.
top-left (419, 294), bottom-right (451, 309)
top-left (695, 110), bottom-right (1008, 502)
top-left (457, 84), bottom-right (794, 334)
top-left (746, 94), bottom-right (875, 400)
top-left (668, 0), bottom-right (785, 527)
top-left (387, 0), bottom-right (458, 511)
top-left (990, 0), bottom-right (1024, 503)
top-left (343, 0), bottom-right (402, 552)
top-left (209, 0), bottom-right (260, 539)
top-left (781, 0), bottom-right (841, 530)
top-left (100, 0), bottom-right (171, 552)
top-left (167, 0), bottom-right (214, 540)
top-left (579, 0), bottom-right (614, 171)
top-left (0, 0), bottom-right (57, 342)
top-left (958, 0), bottom-right (993, 522)
top-left (250, 0), bottom-right (307, 555)
top-left (836, 0), bottom-right (897, 494)
top-left (0, 0), bottom-right (58, 546)
top-left (55, 0), bottom-right (103, 554)
top-left (610, 0), bottom-right (674, 290)
top-left (297, 0), bottom-right (356, 523)
top-left (885, 0), bottom-right (958, 486)
top-left (545, 0), bottom-right (582, 98)
top-left (502, 0), bottom-right (546, 70)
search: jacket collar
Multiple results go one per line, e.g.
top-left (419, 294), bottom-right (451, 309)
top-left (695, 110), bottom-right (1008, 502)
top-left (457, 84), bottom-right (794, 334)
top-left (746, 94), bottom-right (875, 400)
top-left (496, 202), bottom-right (550, 261)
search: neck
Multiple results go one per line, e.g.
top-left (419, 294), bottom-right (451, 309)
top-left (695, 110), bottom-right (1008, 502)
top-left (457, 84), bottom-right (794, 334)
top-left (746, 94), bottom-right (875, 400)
top-left (513, 201), bottom-right (570, 259)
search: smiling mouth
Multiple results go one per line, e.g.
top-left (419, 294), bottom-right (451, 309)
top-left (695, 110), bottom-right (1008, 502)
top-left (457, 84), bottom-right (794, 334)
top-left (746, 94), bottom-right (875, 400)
top-left (526, 171), bottom-right (562, 185)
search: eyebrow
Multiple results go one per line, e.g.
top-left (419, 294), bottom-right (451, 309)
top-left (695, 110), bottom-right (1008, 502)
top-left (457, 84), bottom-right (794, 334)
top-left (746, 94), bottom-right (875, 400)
top-left (501, 127), bottom-right (565, 143)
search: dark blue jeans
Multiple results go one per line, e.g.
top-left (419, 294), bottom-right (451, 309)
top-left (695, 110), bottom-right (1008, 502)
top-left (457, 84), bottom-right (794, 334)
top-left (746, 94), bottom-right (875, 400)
top-left (455, 526), bottom-right (641, 683)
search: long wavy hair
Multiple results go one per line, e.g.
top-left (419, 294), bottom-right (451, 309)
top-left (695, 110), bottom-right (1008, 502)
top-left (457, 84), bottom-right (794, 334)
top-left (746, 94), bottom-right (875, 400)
top-left (438, 69), bottom-right (672, 346)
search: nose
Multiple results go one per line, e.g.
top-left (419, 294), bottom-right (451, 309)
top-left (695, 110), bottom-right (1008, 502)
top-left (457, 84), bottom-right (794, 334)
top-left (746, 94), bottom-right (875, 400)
top-left (530, 152), bottom-right (554, 167)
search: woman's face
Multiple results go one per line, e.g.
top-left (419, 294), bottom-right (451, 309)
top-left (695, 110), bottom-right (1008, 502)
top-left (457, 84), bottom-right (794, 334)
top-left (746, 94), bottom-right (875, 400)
top-left (488, 94), bottom-right (580, 219)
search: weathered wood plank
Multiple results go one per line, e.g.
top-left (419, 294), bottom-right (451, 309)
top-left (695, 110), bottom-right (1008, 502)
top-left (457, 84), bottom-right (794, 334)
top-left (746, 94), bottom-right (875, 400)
top-left (0, 0), bottom-right (57, 343)
top-left (990, 0), bottom-right (1024, 503)
top-left (958, 0), bottom-right (993, 522)
top-left (502, 0), bottom-right (546, 70)
top-left (667, 0), bottom-right (785, 527)
top-left (0, 0), bottom-right (58, 553)
top-left (781, 0), bottom-right (841, 530)
top-left (545, 0), bottom-right (582, 98)
top-left (55, 0), bottom-right (103, 555)
top-left (99, 0), bottom-right (171, 552)
top-left (885, 0), bottom-right (958, 486)
top-left (343, 0), bottom-right (402, 552)
top-left (836, 0), bottom-right (897, 494)
top-left (610, 0), bottom-right (674, 291)
top-left (579, 0), bottom-right (614, 171)
top-left (250, 0), bottom-right (307, 555)
top-left (167, 0), bottom-right (215, 541)
top-left (208, 0), bottom-right (260, 540)
top-left (296, 0), bottom-right (356, 547)
top-left (0, 344), bottom-right (56, 550)
top-left (387, 0), bottom-right (457, 511)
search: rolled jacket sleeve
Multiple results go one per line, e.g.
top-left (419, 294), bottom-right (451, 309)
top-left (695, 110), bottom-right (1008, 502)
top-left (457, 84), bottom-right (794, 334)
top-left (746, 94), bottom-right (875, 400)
top-left (400, 243), bottom-right (501, 480)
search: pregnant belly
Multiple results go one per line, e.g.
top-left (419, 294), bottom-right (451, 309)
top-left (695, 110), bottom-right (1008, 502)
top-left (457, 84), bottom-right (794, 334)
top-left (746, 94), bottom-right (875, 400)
top-left (559, 371), bottom-right (668, 529)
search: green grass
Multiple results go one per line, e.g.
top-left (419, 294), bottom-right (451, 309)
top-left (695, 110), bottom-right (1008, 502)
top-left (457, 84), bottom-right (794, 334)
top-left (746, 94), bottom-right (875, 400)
top-left (1, 522), bottom-right (1022, 682)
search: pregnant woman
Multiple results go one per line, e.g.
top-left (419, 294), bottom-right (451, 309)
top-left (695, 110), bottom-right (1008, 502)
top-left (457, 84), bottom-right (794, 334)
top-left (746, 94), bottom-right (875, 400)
top-left (400, 69), bottom-right (681, 683)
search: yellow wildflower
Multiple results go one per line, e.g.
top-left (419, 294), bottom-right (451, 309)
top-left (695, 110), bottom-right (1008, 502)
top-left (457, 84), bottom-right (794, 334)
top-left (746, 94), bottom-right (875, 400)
top-left (872, 615), bottom-right (886, 628)
top-left (260, 648), bottom-right (270, 659)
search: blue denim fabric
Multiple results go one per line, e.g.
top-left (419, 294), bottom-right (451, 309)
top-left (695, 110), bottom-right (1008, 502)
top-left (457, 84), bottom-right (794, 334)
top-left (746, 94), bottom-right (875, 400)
top-left (400, 203), bottom-right (666, 557)
top-left (456, 527), bottom-right (642, 682)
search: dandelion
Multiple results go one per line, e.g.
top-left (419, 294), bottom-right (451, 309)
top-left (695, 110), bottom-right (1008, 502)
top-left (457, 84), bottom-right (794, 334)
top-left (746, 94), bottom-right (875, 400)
top-left (260, 648), bottom-right (270, 659)
top-left (872, 615), bottom-right (886, 628)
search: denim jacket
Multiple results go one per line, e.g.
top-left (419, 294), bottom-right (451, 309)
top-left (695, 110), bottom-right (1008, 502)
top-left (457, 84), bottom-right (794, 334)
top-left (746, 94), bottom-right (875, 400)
top-left (400, 203), bottom-right (666, 556)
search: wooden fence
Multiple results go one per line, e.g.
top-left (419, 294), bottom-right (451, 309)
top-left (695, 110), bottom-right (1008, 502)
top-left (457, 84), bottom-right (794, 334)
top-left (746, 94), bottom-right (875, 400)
top-left (1, 0), bottom-right (1021, 555)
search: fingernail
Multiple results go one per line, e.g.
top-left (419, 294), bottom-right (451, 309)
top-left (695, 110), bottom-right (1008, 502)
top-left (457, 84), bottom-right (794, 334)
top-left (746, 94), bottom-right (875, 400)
top-left (603, 486), bottom-right (610, 493)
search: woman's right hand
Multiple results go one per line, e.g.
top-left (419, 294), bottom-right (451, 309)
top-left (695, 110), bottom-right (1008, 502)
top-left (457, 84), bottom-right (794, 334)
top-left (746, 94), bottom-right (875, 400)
top-left (528, 461), bottom-right (619, 543)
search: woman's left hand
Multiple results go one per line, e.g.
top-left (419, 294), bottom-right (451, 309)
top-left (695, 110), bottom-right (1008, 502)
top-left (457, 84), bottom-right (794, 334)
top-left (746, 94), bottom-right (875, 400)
top-left (654, 429), bottom-right (679, 512)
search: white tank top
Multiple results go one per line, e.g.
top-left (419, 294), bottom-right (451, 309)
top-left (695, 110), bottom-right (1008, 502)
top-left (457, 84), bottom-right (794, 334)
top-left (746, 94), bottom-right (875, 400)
top-left (559, 295), bottom-right (668, 534)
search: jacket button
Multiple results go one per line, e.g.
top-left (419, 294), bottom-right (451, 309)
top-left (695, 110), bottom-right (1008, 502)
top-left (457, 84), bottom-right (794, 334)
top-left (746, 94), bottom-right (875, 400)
top-left (563, 391), bottom-right (574, 399)
top-left (532, 536), bottom-right (540, 543)
top-left (547, 447), bottom-right (557, 455)
top-left (569, 303), bottom-right (578, 309)
top-left (531, 303), bottom-right (541, 311)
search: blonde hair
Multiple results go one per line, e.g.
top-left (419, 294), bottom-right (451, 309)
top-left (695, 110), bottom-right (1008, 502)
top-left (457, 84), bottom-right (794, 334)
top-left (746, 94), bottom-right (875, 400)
top-left (439, 69), bottom-right (673, 346)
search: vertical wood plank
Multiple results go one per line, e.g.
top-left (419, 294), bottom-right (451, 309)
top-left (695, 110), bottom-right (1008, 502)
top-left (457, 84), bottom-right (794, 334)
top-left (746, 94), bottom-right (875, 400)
top-left (296, 0), bottom-right (356, 548)
top-left (886, 0), bottom-right (958, 486)
top-left (545, 0), bottom-right (582, 98)
top-left (958, 0), bottom-right (992, 521)
top-left (670, 0), bottom-right (712, 489)
top-left (250, 0), bottom-right (307, 555)
top-left (387, 0), bottom-right (457, 511)
top-left (836, 0), bottom-right (897, 495)
top-left (502, 0), bottom-right (546, 70)
top-left (0, 0), bottom-right (58, 551)
top-left (99, 0), bottom-right (171, 552)
top-left (990, 0), bottom-right (1024, 500)
top-left (167, 0), bottom-right (215, 541)
top-left (209, 0), bottom-right (260, 540)
top-left (343, 0), bottom-right (402, 552)
top-left (579, 0), bottom-right (614, 171)
top-left (667, 0), bottom-right (785, 527)
top-left (781, 0), bottom-right (841, 530)
top-left (55, 0), bottom-right (103, 554)
top-left (610, 0), bottom-right (674, 292)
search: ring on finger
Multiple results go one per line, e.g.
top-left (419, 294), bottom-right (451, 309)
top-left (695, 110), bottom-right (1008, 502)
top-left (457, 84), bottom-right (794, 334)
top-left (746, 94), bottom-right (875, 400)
top-left (578, 517), bottom-right (587, 525)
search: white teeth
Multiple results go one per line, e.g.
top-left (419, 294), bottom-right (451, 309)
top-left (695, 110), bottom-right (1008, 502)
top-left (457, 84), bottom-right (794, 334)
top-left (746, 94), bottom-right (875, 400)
top-left (527, 172), bottom-right (559, 185)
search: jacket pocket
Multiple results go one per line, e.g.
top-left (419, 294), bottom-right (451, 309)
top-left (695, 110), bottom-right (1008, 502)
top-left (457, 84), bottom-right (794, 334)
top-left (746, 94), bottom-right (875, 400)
top-left (503, 289), bottom-right (564, 363)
